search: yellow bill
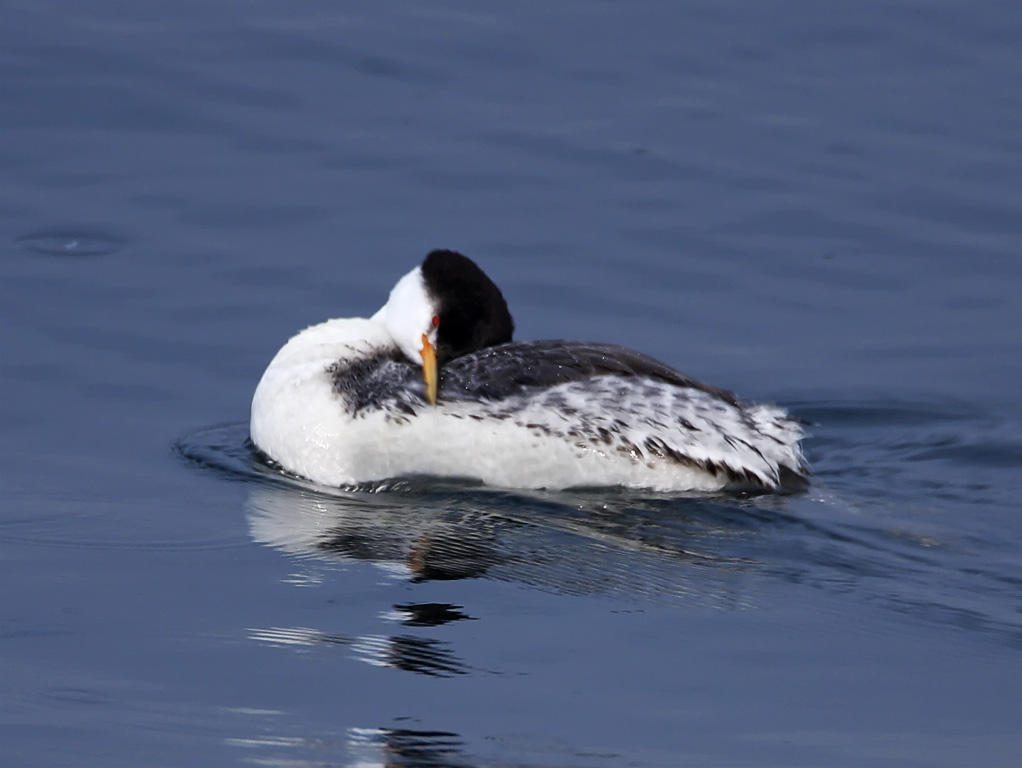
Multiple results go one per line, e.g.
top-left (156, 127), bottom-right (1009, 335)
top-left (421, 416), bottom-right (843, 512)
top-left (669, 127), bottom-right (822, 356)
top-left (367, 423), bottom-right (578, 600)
top-left (420, 333), bottom-right (438, 405)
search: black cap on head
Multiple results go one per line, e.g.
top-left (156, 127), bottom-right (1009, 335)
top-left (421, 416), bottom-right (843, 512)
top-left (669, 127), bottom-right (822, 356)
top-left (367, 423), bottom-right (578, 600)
top-left (421, 249), bottom-right (514, 363)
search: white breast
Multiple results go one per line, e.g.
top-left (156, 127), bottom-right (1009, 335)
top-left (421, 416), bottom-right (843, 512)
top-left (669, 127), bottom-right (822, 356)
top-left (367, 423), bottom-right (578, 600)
top-left (251, 318), bottom-right (393, 484)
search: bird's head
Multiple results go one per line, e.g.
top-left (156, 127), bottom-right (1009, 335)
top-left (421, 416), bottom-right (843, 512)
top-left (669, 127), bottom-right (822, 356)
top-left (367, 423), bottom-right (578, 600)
top-left (373, 250), bottom-right (514, 404)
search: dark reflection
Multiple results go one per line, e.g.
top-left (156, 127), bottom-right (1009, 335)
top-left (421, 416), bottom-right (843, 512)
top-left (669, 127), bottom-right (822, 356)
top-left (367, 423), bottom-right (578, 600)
top-left (348, 726), bottom-right (468, 768)
top-left (315, 520), bottom-right (503, 582)
top-left (406, 532), bottom-right (501, 582)
top-left (248, 626), bottom-right (468, 677)
top-left (394, 603), bottom-right (475, 627)
top-left (385, 636), bottom-right (465, 678)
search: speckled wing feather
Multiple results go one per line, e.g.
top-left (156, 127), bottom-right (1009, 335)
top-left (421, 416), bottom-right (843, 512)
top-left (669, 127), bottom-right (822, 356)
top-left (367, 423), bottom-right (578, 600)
top-left (328, 340), bottom-right (805, 490)
top-left (475, 375), bottom-right (807, 490)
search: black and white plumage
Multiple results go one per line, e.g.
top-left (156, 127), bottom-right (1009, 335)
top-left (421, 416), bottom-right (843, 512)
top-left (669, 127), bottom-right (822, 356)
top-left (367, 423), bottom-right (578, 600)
top-left (251, 250), bottom-right (807, 492)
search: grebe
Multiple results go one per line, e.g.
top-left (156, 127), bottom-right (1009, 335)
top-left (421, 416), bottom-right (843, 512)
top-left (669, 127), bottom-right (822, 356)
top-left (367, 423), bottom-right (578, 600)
top-left (251, 250), bottom-right (806, 492)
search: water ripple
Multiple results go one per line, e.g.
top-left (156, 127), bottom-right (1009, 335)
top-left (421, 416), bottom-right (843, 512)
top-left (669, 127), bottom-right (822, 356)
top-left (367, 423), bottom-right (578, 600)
top-left (177, 402), bottom-right (1022, 645)
top-left (247, 626), bottom-right (470, 678)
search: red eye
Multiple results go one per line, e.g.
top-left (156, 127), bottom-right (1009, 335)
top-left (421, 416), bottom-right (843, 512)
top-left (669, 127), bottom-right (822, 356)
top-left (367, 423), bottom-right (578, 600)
top-left (431, 315), bottom-right (439, 327)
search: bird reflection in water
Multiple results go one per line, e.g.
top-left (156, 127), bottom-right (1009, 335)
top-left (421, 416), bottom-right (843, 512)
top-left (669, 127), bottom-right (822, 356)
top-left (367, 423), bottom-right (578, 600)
top-left (238, 481), bottom-right (775, 765)
top-left (391, 602), bottom-right (475, 627)
top-left (247, 479), bottom-right (763, 605)
top-left (347, 726), bottom-right (469, 768)
top-left (247, 625), bottom-right (467, 678)
top-left (226, 721), bottom-right (474, 767)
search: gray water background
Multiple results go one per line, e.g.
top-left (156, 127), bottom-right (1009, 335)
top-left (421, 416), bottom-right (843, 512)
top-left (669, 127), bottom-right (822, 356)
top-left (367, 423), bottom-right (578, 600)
top-left (1, 2), bottom-right (1020, 766)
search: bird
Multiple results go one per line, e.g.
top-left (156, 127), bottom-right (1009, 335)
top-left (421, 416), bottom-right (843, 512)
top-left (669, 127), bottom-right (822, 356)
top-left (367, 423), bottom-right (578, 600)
top-left (250, 250), bottom-right (807, 493)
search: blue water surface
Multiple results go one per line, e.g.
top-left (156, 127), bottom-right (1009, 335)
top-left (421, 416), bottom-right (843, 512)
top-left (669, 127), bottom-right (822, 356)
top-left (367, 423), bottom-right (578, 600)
top-left (2, 2), bottom-right (1021, 766)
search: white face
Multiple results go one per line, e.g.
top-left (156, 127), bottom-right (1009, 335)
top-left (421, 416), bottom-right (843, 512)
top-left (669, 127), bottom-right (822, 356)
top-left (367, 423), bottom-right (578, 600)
top-left (371, 266), bottom-right (438, 364)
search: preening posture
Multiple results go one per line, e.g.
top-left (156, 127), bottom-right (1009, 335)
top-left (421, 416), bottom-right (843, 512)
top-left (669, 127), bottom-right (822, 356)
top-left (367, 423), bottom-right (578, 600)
top-left (251, 250), bottom-right (806, 492)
